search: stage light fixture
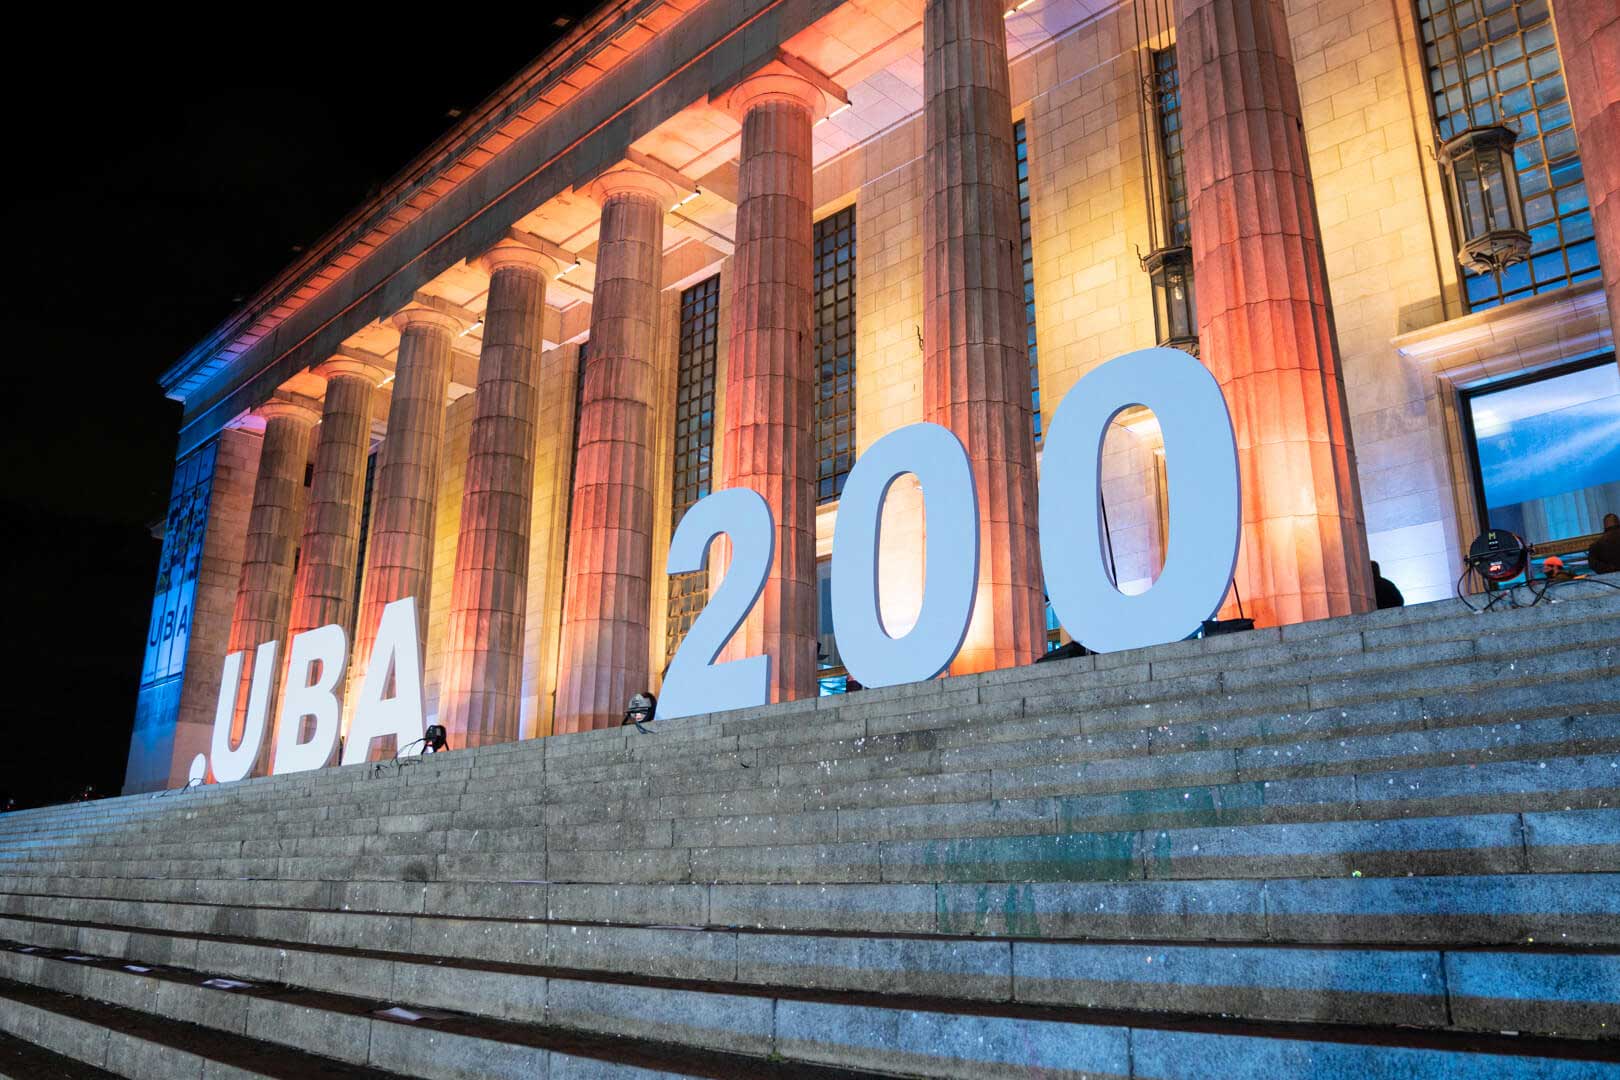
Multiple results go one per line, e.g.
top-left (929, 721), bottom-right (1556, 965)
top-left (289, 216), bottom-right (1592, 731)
top-left (1467, 529), bottom-right (1528, 583)
top-left (623, 691), bottom-right (657, 733)
top-left (423, 724), bottom-right (448, 753)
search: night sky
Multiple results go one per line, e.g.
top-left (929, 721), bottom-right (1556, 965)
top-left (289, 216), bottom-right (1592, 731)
top-left (0, 17), bottom-right (594, 808)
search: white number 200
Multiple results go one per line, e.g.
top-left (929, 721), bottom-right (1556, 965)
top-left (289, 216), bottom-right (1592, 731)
top-left (659, 346), bottom-right (1241, 716)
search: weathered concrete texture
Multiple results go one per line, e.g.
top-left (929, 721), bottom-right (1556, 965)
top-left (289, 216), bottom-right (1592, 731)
top-left (224, 398), bottom-right (317, 778)
top-left (718, 75), bottom-right (821, 704)
top-left (441, 244), bottom-right (554, 748)
top-left (1553, 0), bottom-right (1620, 344)
top-left (922, 0), bottom-right (1047, 676)
top-left (1176, 0), bottom-right (1374, 627)
top-left (557, 171), bottom-right (670, 732)
top-left (277, 359), bottom-right (383, 768)
top-left (349, 306), bottom-right (457, 753)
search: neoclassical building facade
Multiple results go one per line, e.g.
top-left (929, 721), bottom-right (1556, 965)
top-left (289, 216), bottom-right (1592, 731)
top-left (125, 0), bottom-right (1620, 791)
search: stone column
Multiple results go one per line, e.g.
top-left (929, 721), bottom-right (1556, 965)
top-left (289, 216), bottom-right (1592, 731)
top-left (1175, 0), bottom-right (1373, 625)
top-left (1553, 0), bottom-right (1620, 342)
top-left (349, 305), bottom-right (458, 736)
top-left (270, 356), bottom-right (383, 766)
top-left (441, 241), bottom-right (556, 747)
top-left (716, 70), bottom-right (821, 703)
top-left (555, 166), bottom-right (673, 733)
top-left (923, 0), bottom-right (1046, 674)
top-left (225, 396), bottom-right (318, 773)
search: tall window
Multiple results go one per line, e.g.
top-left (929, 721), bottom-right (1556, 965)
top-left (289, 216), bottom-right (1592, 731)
top-left (814, 205), bottom-right (857, 504)
top-left (1419, 0), bottom-right (1597, 310)
top-left (560, 339), bottom-right (589, 609)
top-left (351, 449), bottom-right (377, 640)
top-left (1015, 120), bottom-right (1043, 444)
top-left (666, 278), bottom-right (720, 659)
top-left (1152, 48), bottom-right (1191, 248)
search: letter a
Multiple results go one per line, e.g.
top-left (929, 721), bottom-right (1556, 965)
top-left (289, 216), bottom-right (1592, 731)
top-left (343, 597), bottom-right (426, 765)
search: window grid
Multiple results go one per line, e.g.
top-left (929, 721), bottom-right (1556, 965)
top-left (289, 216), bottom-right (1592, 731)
top-left (1016, 120), bottom-right (1043, 445)
top-left (1152, 47), bottom-right (1191, 248)
top-left (814, 205), bottom-right (857, 504)
top-left (666, 277), bottom-right (721, 660)
top-left (1418, 0), bottom-right (1597, 310)
top-left (351, 449), bottom-right (377, 642)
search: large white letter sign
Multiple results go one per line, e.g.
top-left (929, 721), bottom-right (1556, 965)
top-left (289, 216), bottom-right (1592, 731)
top-left (1040, 347), bottom-right (1240, 652)
top-left (832, 422), bottom-right (978, 687)
top-left (342, 597), bottom-right (427, 765)
top-left (209, 640), bottom-right (278, 783)
top-left (272, 623), bottom-right (348, 774)
top-left (659, 487), bottom-right (774, 720)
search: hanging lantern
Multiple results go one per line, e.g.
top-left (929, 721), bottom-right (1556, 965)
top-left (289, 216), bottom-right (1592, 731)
top-left (1439, 124), bottom-right (1530, 276)
top-left (1142, 245), bottom-right (1198, 356)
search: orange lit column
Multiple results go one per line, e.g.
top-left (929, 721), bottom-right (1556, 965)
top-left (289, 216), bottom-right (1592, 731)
top-left (1175, 0), bottom-right (1373, 625)
top-left (923, 0), bottom-right (1046, 674)
top-left (1553, 0), bottom-right (1620, 339)
top-left (225, 396), bottom-right (318, 775)
top-left (715, 69), bottom-right (822, 703)
top-left (441, 241), bottom-right (555, 747)
top-left (349, 305), bottom-right (457, 728)
top-left (273, 355), bottom-right (383, 767)
top-left (555, 166), bottom-right (673, 732)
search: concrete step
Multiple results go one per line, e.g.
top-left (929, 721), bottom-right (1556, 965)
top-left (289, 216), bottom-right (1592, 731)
top-left (0, 975), bottom-right (405, 1079)
top-left (4, 705), bottom-right (1615, 876)
top-left (1, 934), bottom-right (1616, 1079)
top-left (5, 868), bottom-right (1618, 949)
top-left (1, 893), bottom-right (1617, 1038)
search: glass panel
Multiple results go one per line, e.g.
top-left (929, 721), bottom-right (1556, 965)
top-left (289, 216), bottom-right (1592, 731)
top-left (814, 205), bottom-right (858, 504)
top-left (665, 279), bottom-right (722, 660)
top-left (1419, 0), bottom-right (1589, 310)
top-left (1467, 361), bottom-right (1620, 545)
top-left (1016, 119), bottom-right (1043, 445)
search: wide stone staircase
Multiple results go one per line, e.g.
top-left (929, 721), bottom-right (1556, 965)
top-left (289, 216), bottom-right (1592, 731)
top-left (1, 578), bottom-right (1618, 1078)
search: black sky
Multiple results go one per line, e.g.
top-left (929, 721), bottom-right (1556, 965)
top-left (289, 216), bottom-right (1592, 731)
top-left (0, 17), bottom-right (595, 807)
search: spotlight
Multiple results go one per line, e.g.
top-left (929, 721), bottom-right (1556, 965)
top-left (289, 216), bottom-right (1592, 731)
top-left (1467, 529), bottom-right (1529, 583)
top-left (623, 691), bottom-right (657, 733)
top-left (423, 724), bottom-right (448, 753)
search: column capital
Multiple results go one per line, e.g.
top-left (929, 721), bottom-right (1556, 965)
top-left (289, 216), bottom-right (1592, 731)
top-left (391, 301), bottom-right (467, 335)
top-left (582, 162), bottom-right (680, 208)
top-left (714, 51), bottom-right (846, 121)
top-left (314, 352), bottom-right (389, 385)
top-left (478, 237), bottom-right (560, 277)
top-left (255, 395), bottom-right (320, 428)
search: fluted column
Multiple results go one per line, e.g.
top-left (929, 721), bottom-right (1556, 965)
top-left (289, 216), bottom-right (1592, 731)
top-left (1175, 0), bottom-right (1373, 625)
top-left (225, 396), bottom-right (318, 773)
top-left (1553, 0), bottom-right (1620, 342)
top-left (556, 166), bottom-right (673, 733)
top-left (271, 356), bottom-right (383, 767)
top-left (349, 305), bottom-right (458, 731)
top-left (441, 241), bottom-right (556, 747)
top-left (716, 70), bottom-right (821, 703)
top-left (923, 0), bottom-right (1046, 674)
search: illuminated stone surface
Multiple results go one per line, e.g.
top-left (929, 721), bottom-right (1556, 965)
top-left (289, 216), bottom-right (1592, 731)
top-left (223, 397), bottom-right (317, 776)
top-left (922, 0), bottom-right (1048, 674)
top-left (441, 243), bottom-right (556, 747)
top-left (1553, 0), bottom-right (1620, 342)
top-left (1176, 0), bottom-right (1375, 626)
top-left (349, 305), bottom-right (458, 751)
top-left (716, 71), bottom-right (821, 704)
top-left (556, 168), bottom-right (672, 732)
